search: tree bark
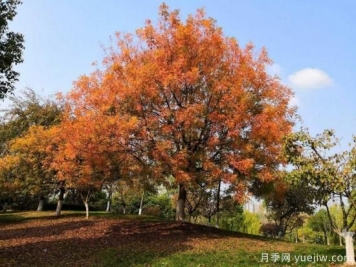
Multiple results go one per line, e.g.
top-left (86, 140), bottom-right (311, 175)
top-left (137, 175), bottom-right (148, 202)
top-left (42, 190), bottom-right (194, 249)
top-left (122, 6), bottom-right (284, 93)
top-left (106, 199), bottom-right (111, 212)
top-left (339, 234), bottom-right (343, 246)
top-left (322, 229), bottom-right (329, 246)
top-left (80, 190), bottom-right (91, 219)
top-left (215, 179), bottom-right (221, 228)
top-left (55, 187), bottom-right (65, 216)
top-left (105, 189), bottom-right (112, 212)
top-left (122, 202), bottom-right (126, 214)
top-left (324, 202), bottom-right (336, 232)
top-left (2, 202), bottom-right (8, 212)
top-left (175, 184), bottom-right (186, 221)
top-left (37, 196), bottom-right (45, 211)
top-left (341, 231), bottom-right (355, 265)
top-left (84, 201), bottom-right (89, 219)
top-left (55, 200), bottom-right (63, 216)
top-left (139, 191), bottom-right (144, 216)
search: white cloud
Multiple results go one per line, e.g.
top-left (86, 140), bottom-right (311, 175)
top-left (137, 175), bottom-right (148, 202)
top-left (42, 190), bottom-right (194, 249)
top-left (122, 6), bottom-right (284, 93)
top-left (288, 68), bottom-right (333, 89)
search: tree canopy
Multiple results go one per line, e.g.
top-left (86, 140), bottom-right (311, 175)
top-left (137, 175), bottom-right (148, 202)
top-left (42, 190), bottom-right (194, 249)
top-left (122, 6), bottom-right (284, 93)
top-left (55, 4), bottom-right (296, 220)
top-left (0, 0), bottom-right (24, 99)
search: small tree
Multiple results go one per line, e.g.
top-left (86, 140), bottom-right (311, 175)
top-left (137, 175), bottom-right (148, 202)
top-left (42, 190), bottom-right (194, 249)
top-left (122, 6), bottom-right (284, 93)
top-left (0, 89), bottom-right (62, 210)
top-left (243, 210), bottom-right (262, 235)
top-left (185, 181), bottom-right (207, 222)
top-left (308, 209), bottom-right (333, 245)
top-left (264, 178), bottom-right (315, 236)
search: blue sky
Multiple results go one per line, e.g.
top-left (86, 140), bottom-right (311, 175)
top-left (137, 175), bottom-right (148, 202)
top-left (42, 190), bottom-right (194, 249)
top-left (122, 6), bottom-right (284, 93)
top-left (4, 1), bottom-right (356, 149)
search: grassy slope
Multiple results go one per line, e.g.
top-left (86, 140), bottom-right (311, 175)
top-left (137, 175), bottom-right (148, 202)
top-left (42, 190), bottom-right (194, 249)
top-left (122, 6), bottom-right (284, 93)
top-left (0, 211), bottom-right (346, 267)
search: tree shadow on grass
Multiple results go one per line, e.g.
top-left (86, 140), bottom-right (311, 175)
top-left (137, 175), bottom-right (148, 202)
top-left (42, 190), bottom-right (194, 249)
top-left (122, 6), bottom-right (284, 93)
top-left (0, 219), bottom-right (95, 240)
top-left (0, 217), bottom-right (303, 267)
top-left (0, 211), bottom-right (87, 225)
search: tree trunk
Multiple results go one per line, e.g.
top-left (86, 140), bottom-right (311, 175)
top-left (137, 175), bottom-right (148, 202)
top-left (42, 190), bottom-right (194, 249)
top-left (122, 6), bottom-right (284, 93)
top-left (175, 184), bottom-right (186, 221)
top-left (296, 228), bottom-right (299, 243)
top-left (55, 187), bottom-right (65, 216)
top-left (188, 213), bottom-right (192, 223)
top-left (139, 191), bottom-right (144, 216)
top-left (324, 202), bottom-right (337, 237)
top-left (122, 203), bottom-right (126, 214)
top-left (37, 196), bottom-right (45, 211)
top-left (215, 179), bottom-right (221, 228)
top-left (341, 231), bottom-right (355, 265)
top-left (55, 200), bottom-right (63, 216)
top-left (80, 190), bottom-right (91, 219)
top-left (2, 202), bottom-right (8, 212)
top-left (106, 190), bottom-right (112, 212)
top-left (84, 201), bottom-right (89, 219)
top-left (106, 199), bottom-right (111, 212)
top-left (339, 234), bottom-right (343, 246)
top-left (325, 232), bottom-right (329, 246)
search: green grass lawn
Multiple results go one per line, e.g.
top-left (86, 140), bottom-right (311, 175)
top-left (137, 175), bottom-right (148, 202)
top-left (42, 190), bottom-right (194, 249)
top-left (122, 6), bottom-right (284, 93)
top-left (0, 211), bottom-right (347, 267)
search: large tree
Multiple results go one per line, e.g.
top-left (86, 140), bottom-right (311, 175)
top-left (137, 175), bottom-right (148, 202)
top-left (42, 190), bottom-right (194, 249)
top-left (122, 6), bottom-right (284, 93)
top-left (58, 4), bottom-right (295, 221)
top-left (0, 0), bottom-right (24, 99)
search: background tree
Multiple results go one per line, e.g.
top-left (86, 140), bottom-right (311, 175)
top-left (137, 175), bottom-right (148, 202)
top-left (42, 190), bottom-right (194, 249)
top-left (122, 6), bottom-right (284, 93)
top-left (242, 210), bottom-right (262, 235)
top-left (0, 125), bottom-right (58, 211)
top-left (260, 223), bottom-right (283, 238)
top-left (51, 93), bottom-right (143, 218)
top-left (283, 129), bottom-right (356, 264)
top-left (0, 0), bottom-right (24, 99)
top-left (219, 202), bottom-right (244, 232)
top-left (0, 88), bottom-right (62, 151)
top-left (185, 180), bottom-right (208, 222)
top-left (264, 177), bottom-right (315, 236)
top-left (308, 209), bottom-right (333, 245)
top-left (0, 89), bottom-right (62, 210)
top-left (329, 204), bottom-right (347, 246)
top-left (198, 188), bottom-right (219, 226)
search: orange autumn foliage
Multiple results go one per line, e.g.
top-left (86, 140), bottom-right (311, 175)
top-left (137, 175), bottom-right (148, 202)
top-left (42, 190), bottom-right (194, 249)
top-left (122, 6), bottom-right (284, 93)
top-left (55, 4), bottom-right (295, 199)
top-left (52, 89), bottom-right (141, 192)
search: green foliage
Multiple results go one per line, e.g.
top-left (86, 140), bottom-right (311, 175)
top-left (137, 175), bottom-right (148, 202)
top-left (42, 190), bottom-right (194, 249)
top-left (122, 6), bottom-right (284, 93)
top-left (264, 177), bottom-right (315, 235)
top-left (308, 209), bottom-right (332, 233)
top-left (144, 193), bottom-right (175, 220)
top-left (86, 190), bottom-right (107, 210)
top-left (243, 210), bottom-right (262, 235)
top-left (297, 225), bottom-right (325, 244)
top-left (220, 204), bottom-right (245, 232)
top-left (0, 89), bottom-right (63, 154)
top-left (307, 209), bottom-right (333, 245)
top-left (0, 0), bottom-right (24, 99)
top-left (283, 128), bottom-right (356, 233)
